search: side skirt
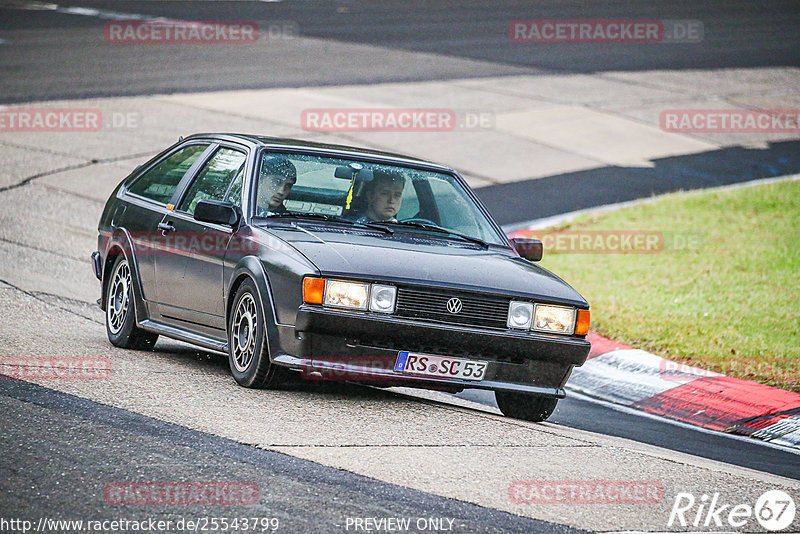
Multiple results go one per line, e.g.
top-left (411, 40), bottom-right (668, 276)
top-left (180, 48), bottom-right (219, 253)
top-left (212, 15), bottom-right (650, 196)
top-left (138, 319), bottom-right (228, 353)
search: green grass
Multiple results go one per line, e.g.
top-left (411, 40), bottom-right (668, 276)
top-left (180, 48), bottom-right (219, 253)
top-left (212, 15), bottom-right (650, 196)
top-left (534, 179), bottom-right (800, 392)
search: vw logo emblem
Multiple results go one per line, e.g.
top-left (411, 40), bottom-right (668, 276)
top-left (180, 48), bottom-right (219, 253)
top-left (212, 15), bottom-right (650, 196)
top-left (446, 297), bottom-right (463, 314)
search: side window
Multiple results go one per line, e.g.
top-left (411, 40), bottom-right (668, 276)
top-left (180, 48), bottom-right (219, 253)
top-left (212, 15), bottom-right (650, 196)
top-left (128, 144), bottom-right (209, 204)
top-left (223, 165), bottom-right (245, 208)
top-left (178, 148), bottom-right (247, 215)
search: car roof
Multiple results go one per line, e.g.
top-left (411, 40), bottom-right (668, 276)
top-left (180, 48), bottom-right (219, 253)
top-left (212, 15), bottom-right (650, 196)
top-left (183, 133), bottom-right (455, 172)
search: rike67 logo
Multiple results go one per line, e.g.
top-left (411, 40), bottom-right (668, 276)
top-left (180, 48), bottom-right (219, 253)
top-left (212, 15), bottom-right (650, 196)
top-left (668, 490), bottom-right (796, 531)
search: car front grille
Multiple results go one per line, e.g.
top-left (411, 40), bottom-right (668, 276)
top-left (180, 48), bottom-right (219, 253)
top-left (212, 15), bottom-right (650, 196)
top-left (394, 287), bottom-right (509, 330)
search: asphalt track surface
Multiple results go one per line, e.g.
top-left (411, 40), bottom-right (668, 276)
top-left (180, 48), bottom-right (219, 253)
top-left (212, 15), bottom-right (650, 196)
top-left (456, 390), bottom-right (800, 481)
top-left (1, 2), bottom-right (800, 531)
top-left (1, 0), bottom-right (800, 103)
top-left (3, 1), bottom-right (800, 222)
top-left (478, 140), bottom-right (800, 226)
top-left (0, 0), bottom-right (800, 103)
top-left (1, 378), bottom-right (586, 534)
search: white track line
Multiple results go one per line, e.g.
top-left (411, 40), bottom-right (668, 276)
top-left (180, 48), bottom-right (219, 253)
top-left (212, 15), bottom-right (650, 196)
top-left (13, 2), bottom-right (172, 22)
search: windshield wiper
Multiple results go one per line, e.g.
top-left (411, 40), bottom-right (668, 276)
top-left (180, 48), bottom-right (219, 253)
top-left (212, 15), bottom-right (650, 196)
top-left (260, 211), bottom-right (339, 221)
top-left (258, 212), bottom-right (394, 234)
top-left (382, 221), bottom-right (490, 248)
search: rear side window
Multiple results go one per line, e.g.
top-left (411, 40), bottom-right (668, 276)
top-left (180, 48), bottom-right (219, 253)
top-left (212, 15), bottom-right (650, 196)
top-left (178, 147), bottom-right (247, 215)
top-left (128, 144), bottom-right (209, 204)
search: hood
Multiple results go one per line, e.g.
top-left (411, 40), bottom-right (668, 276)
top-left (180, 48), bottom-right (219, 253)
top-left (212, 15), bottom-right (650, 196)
top-left (259, 223), bottom-right (588, 307)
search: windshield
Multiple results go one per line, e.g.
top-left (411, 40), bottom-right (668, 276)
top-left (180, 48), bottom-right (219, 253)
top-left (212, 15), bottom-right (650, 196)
top-left (253, 151), bottom-right (507, 246)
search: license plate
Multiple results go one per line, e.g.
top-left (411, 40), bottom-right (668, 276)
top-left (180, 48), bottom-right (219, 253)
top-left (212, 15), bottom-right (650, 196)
top-left (394, 351), bottom-right (487, 381)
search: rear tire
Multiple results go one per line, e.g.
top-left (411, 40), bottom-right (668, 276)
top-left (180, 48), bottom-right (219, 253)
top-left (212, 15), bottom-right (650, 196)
top-left (105, 255), bottom-right (159, 350)
top-left (495, 391), bottom-right (558, 422)
top-left (228, 278), bottom-right (288, 388)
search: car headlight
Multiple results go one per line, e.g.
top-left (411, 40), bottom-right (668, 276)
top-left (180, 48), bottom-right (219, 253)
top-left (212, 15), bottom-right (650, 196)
top-left (369, 284), bottom-right (396, 313)
top-left (508, 301), bottom-right (579, 334)
top-left (325, 280), bottom-right (369, 310)
top-left (532, 304), bottom-right (576, 335)
top-left (507, 301), bottom-right (534, 329)
top-left (303, 277), bottom-right (397, 313)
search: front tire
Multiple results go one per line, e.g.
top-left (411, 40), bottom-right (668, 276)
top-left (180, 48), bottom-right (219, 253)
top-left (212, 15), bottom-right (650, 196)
top-left (495, 391), bottom-right (558, 422)
top-left (105, 255), bottom-right (158, 350)
top-left (228, 278), bottom-right (287, 388)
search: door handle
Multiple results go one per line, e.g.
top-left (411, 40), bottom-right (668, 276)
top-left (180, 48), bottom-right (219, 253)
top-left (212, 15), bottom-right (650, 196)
top-left (158, 222), bottom-right (175, 233)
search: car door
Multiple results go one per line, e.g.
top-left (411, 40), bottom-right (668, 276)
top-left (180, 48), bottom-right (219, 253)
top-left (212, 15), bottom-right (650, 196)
top-left (120, 142), bottom-right (212, 306)
top-left (153, 144), bottom-right (249, 336)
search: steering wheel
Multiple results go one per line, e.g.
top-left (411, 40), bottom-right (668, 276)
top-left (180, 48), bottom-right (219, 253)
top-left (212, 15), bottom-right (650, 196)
top-left (401, 217), bottom-right (437, 226)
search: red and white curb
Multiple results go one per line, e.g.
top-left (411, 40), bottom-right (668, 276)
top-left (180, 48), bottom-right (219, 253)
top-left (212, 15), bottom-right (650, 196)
top-left (568, 333), bottom-right (800, 449)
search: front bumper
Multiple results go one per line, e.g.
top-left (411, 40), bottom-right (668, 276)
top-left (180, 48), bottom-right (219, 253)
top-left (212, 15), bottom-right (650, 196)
top-left (283, 305), bottom-right (591, 396)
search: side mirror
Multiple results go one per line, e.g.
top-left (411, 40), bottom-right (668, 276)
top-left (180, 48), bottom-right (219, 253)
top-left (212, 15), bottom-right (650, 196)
top-left (511, 238), bottom-right (543, 262)
top-left (194, 200), bottom-right (240, 227)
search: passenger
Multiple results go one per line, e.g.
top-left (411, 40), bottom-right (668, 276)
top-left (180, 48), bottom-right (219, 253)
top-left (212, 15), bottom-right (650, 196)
top-left (256, 157), bottom-right (297, 215)
top-left (355, 170), bottom-right (405, 223)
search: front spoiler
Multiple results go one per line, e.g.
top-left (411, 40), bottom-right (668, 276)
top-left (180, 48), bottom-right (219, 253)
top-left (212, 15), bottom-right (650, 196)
top-left (91, 251), bottom-right (102, 280)
top-left (279, 305), bottom-right (591, 396)
top-left (273, 353), bottom-right (567, 397)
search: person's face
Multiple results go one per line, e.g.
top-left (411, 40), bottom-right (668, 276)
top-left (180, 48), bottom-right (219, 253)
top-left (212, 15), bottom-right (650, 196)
top-left (366, 181), bottom-right (404, 221)
top-left (259, 174), bottom-right (295, 209)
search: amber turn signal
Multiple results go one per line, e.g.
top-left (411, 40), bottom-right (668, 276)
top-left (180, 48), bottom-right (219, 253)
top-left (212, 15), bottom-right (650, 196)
top-left (302, 277), bottom-right (325, 304)
top-left (575, 309), bottom-right (590, 336)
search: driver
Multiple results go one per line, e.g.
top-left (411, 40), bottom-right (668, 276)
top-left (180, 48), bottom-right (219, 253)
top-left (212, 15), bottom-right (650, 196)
top-left (256, 156), bottom-right (297, 215)
top-left (355, 170), bottom-right (405, 223)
